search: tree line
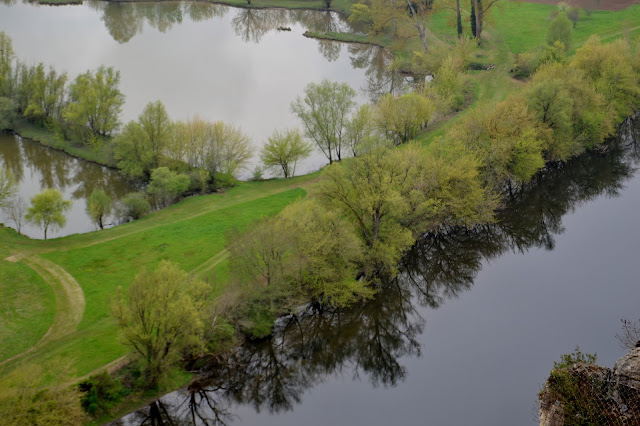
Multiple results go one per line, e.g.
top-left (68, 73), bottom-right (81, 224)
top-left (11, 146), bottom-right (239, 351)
top-left (224, 34), bottom-right (640, 338)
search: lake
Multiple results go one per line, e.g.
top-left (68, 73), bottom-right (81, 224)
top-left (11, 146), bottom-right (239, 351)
top-left (0, 0), bottom-right (397, 177)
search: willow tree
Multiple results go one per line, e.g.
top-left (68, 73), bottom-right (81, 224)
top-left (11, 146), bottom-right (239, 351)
top-left (112, 261), bottom-right (212, 388)
top-left (291, 80), bottom-right (356, 164)
top-left (260, 128), bottom-right (313, 178)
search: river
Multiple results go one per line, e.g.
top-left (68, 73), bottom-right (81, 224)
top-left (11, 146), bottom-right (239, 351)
top-left (117, 119), bottom-right (640, 425)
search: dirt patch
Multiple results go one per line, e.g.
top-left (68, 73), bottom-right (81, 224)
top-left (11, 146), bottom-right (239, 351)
top-left (523, 0), bottom-right (639, 11)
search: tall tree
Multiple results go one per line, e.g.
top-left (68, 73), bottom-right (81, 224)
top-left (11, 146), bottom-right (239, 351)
top-left (405, 0), bottom-right (435, 52)
top-left (114, 100), bottom-right (173, 178)
top-left (260, 128), bottom-right (313, 178)
top-left (25, 188), bottom-right (71, 239)
top-left (472, 0), bottom-right (500, 43)
top-left (64, 65), bottom-right (125, 140)
top-left (0, 31), bottom-right (15, 98)
top-left (375, 93), bottom-right (435, 145)
top-left (85, 189), bottom-right (112, 230)
top-left (3, 196), bottom-right (27, 235)
top-left (112, 261), bottom-right (212, 388)
top-left (291, 80), bottom-right (356, 164)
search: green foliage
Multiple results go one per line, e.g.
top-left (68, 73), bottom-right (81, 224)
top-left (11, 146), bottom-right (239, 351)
top-left (546, 12), bottom-right (572, 50)
top-left (345, 104), bottom-right (376, 157)
top-left (114, 101), bottom-right (173, 179)
top-left (566, 7), bottom-right (580, 28)
top-left (553, 346), bottom-right (597, 370)
top-left (291, 79), bottom-right (357, 163)
top-left (64, 65), bottom-right (124, 140)
top-left (0, 97), bottom-right (17, 131)
top-left (23, 64), bottom-right (68, 125)
top-left (25, 188), bottom-right (72, 239)
top-left (86, 189), bottom-right (112, 230)
top-left (147, 167), bottom-right (190, 207)
top-left (571, 36), bottom-right (640, 121)
top-left (212, 172), bottom-right (239, 190)
top-left (260, 128), bottom-right (313, 178)
top-left (119, 192), bottom-right (151, 221)
top-left (111, 261), bottom-right (212, 388)
top-left (0, 32), bottom-right (15, 98)
top-left (0, 364), bottom-right (86, 425)
top-left (78, 373), bottom-right (128, 417)
top-left (375, 93), bottom-right (435, 145)
top-left (526, 62), bottom-right (614, 161)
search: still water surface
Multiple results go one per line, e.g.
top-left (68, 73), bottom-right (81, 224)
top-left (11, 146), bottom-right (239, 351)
top-left (0, 133), bottom-right (136, 238)
top-left (119, 122), bottom-right (640, 425)
top-left (0, 1), bottom-right (396, 175)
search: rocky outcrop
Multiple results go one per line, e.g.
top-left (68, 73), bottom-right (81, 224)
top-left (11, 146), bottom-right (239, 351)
top-left (539, 347), bottom-right (640, 426)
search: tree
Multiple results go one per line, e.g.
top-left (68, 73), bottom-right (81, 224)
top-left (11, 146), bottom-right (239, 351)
top-left (260, 128), bottom-right (313, 178)
top-left (405, 0), bottom-right (435, 52)
top-left (0, 166), bottom-right (16, 208)
top-left (375, 93), bottom-right (435, 145)
top-left (546, 12), bottom-right (572, 51)
top-left (64, 65), bottom-right (125, 140)
top-left (471, 0), bottom-right (501, 43)
top-left (85, 189), bottom-right (112, 230)
top-left (345, 104), bottom-right (376, 157)
top-left (25, 188), bottom-right (71, 239)
top-left (317, 146), bottom-right (420, 272)
top-left (571, 36), bottom-right (640, 120)
top-left (291, 80), bottom-right (356, 164)
top-left (147, 167), bottom-right (190, 207)
top-left (3, 196), bottom-right (27, 235)
top-left (111, 261), bottom-right (212, 388)
top-left (114, 101), bottom-right (173, 178)
top-left (0, 31), bottom-right (15, 98)
top-left (0, 97), bottom-right (17, 130)
top-left (23, 64), bottom-right (68, 125)
top-left (566, 7), bottom-right (580, 28)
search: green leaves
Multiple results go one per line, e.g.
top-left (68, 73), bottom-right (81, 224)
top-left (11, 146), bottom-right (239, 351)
top-left (260, 128), bottom-right (313, 178)
top-left (111, 261), bottom-right (212, 388)
top-left (25, 188), bottom-right (71, 239)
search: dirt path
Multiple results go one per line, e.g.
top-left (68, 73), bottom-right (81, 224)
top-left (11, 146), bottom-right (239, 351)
top-left (190, 250), bottom-right (229, 278)
top-left (0, 256), bottom-right (86, 367)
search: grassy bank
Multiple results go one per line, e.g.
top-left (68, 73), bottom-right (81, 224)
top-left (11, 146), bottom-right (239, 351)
top-left (0, 175), bottom-right (314, 382)
top-left (13, 119), bottom-right (116, 168)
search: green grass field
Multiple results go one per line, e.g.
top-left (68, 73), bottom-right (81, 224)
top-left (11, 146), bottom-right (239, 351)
top-left (0, 243), bottom-right (55, 362)
top-left (0, 175), bottom-right (313, 382)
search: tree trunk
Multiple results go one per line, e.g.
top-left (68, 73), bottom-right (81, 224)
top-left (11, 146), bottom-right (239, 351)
top-left (475, 0), bottom-right (483, 43)
top-left (470, 0), bottom-right (477, 37)
top-left (99, 216), bottom-right (104, 230)
top-left (44, 225), bottom-right (47, 240)
top-left (456, 0), bottom-right (463, 37)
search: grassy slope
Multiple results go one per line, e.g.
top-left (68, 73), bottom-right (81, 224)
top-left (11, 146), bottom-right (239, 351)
top-left (0, 175), bottom-right (313, 381)
top-left (0, 241), bottom-right (55, 362)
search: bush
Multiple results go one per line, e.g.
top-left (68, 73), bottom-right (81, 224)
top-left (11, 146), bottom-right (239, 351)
top-left (212, 172), bottom-right (239, 190)
top-left (0, 97), bottom-right (17, 131)
top-left (78, 373), bottom-right (128, 416)
top-left (119, 192), bottom-right (151, 221)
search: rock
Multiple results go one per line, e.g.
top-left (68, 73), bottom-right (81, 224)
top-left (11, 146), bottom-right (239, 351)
top-left (613, 347), bottom-right (640, 391)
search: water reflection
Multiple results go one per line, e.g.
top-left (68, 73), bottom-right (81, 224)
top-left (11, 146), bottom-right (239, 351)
top-left (0, 134), bottom-right (136, 238)
top-left (120, 116), bottom-right (640, 424)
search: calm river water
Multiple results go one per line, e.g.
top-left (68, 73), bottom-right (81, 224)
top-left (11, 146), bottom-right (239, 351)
top-left (0, 133), bottom-right (136, 238)
top-left (0, 0), bottom-right (395, 176)
top-left (117, 120), bottom-right (640, 425)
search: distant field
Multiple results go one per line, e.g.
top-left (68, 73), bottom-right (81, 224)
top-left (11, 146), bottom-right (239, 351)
top-left (523, 0), bottom-right (638, 11)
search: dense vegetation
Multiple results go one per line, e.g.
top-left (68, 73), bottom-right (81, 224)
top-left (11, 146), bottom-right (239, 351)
top-left (1, 0), bottom-right (640, 424)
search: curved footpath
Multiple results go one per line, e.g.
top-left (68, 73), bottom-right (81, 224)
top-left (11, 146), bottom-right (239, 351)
top-left (0, 255), bottom-right (85, 367)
